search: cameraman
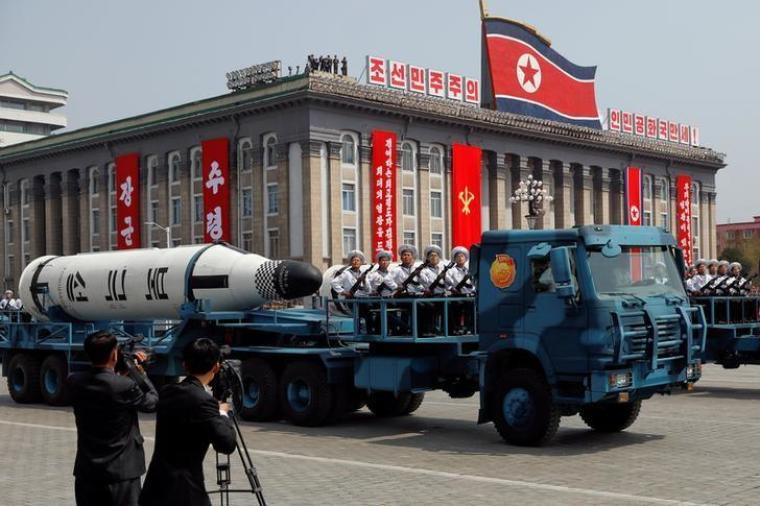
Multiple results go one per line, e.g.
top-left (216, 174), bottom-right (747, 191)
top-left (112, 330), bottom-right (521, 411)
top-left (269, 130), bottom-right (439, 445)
top-left (68, 330), bottom-right (158, 506)
top-left (140, 338), bottom-right (236, 506)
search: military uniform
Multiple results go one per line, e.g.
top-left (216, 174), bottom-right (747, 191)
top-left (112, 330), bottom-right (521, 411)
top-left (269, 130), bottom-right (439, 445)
top-left (446, 246), bottom-right (475, 335)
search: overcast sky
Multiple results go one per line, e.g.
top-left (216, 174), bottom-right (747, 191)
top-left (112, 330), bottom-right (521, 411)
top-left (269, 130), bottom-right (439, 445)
top-left (1, 0), bottom-right (756, 223)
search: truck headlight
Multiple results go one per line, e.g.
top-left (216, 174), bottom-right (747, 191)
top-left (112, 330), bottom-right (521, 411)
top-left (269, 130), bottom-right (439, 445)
top-left (608, 371), bottom-right (632, 389)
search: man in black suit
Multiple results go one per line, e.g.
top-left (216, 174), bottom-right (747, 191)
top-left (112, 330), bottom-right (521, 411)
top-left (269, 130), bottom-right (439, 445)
top-left (68, 330), bottom-right (158, 506)
top-left (140, 338), bottom-right (236, 506)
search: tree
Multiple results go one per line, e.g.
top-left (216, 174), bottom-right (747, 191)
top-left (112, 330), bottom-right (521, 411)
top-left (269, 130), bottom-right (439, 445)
top-left (719, 246), bottom-right (754, 276)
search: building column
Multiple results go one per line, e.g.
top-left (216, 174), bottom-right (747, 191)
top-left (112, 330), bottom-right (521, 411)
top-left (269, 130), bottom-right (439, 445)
top-left (99, 168), bottom-right (110, 251)
top-left (62, 170), bottom-right (81, 255)
top-left (539, 160), bottom-right (555, 229)
top-left (708, 191), bottom-right (717, 258)
top-left (328, 141), bottom-right (343, 264)
top-left (608, 169), bottom-right (623, 225)
top-left (28, 176), bottom-right (46, 260)
top-left (553, 162), bottom-right (572, 229)
top-left (509, 155), bottom-right (533, 230)
top-left (11, 181), bottom-right (22, 284)
top-left (595, 167), bottom-right (611, 224)
top-left (249, 147), bottom-right (264, 255)
top-left (573, 164), bottom-right (593, 226)
top-left (79, 170), bottom-right (90, 252)
top-left (301, 141), bottom-right (324, 268)
top-left (275, 144), bottom-right (290, 258)
top-left (484, 151), bottom-right (507, 230)
top-left (45, 173), bottom-right (63, 255)
top-left (418, 149), bottom-right (431, 245)
top-left (180, 153), bottom-right (193, 245)
top-left (359, 142), bottom-right (372, 255)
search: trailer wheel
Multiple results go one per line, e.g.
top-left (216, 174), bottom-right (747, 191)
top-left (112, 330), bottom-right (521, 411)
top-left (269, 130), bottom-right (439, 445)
top-left (367, 391), bottom-right (412, 417)
top-left (40, 354), bottom-right (70, 406)
top-left (7, 353), bottom-right (42, 404)
top-left (402, 393), bottom-right (425, 415)
top-left (579, 400), bottom-right (642, 433)
top-left (490, 368), bottom-right (560, 446)
top-left (239, 358), bottom-right (279, 422)
top-left (279, 361), bottom-right (333, 426)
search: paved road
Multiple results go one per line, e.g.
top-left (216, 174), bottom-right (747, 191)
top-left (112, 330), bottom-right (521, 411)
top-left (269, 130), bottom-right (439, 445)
top-left (1, 365), bottom-right (760, 505)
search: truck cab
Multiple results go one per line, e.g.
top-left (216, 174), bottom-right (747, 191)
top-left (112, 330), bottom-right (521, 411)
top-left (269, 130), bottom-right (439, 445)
top-left (475, 225), bottom-right (705, 445)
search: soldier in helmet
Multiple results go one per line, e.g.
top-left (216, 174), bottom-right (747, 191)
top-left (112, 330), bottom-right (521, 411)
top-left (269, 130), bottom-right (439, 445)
top-left (687, 259), bottom-right (710, 294)
top-left (390, 244), bottom-right (425, 335)
top-left (418, 245), bottom-right (449, 336)
top-left (331, 250), bottom-right (374, 331)
top-left (708, 259), bottom-right (719, 278)
top-left (366, 250), bottom-right (398, 334)
top-left (446, 246), bottom-right (475, 335)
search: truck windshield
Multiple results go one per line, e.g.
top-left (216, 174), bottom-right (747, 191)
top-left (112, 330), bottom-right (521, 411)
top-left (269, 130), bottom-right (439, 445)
top-left (587, 246), bottom-right (686, 299)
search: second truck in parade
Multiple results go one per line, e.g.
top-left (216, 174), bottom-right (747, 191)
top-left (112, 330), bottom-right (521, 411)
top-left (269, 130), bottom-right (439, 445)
top-left (1, 226), bottom-right (705, 446)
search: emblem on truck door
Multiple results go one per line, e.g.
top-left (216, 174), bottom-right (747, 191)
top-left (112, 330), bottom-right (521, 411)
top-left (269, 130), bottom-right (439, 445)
top-left (490, 254), bottom-right (516, 289)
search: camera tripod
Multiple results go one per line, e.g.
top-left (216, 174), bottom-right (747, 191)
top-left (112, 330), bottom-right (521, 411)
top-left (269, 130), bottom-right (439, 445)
top-left (214, 412), bottom-right (266, 506)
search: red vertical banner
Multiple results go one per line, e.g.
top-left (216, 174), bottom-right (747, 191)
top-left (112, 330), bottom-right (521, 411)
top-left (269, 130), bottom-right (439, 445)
top-left (625, 166), bottom-right (643, 280)
top-left (676, 175), bottom-right (693, 266)
top-left (371, 130), bottom-right (397, 259)
top-left (202, 138), bottom-right (230, 243)
top-left (451, 144), bottom-right (482, 248)
top-left (115, 153), bottom-right (141, 249)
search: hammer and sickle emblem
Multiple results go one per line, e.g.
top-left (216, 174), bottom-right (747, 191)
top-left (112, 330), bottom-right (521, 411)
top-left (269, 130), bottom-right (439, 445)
top-left (458, 186), bottom-right (475, 215)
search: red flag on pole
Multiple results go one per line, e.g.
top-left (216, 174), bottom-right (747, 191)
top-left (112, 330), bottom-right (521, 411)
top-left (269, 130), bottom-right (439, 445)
top-left (201, 138), bottom-right (231, 243)
top-left (625, 166), bottom-right (643, 280)
top-left (451, 144), bottom-right (482, 248)
top-left (115, 153), bottom-right (141, 249)
top-left (676, 175), bottom-right (693, 266)
top-left (371, 130), bottom-right (397, 259)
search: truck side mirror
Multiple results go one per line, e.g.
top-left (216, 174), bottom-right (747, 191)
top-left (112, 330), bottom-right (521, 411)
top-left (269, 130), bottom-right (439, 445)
top-left (550, 247), bottom-right (577, 299)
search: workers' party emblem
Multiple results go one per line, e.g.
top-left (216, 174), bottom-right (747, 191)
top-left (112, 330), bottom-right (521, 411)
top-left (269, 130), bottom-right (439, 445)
top-left (490, 254), bottom-right (516, 289)
top-left (458, 186), bottom-right (475, 215)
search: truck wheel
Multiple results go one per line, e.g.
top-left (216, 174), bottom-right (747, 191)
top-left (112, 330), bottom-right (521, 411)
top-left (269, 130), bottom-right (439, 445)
top-left (239, 358), bottom-right (279, 422)
top-left (367, 391), bottom-right (412, 417)
top-left (7, 353), bottom-right (42, 404)
top-left (402, 393), bottom-right (425, 415)
top-left (490, 368), bottom-right (560, 446)
top-left (40, 354), bottom-right (70, 406)
top-left (579, 400), bottom-right (642, 433)
top-left (279, 361), bottom-right (333, 426)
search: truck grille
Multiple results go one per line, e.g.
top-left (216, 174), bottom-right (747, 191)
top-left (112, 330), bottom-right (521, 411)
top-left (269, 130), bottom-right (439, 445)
top-left (612, 309), bottom-right (703, 367)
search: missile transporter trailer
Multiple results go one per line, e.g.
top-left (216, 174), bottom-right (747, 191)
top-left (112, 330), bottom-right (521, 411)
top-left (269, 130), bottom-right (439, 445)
top-left (690, 296), bottom-right (760, 368)
top-left (0, 226), bottom-right (704, 446)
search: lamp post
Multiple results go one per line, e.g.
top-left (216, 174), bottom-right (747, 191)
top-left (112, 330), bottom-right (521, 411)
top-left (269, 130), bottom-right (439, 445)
top-left (145, 221), bottom-right (171, 248)
top-left (509, 174), bottom-right (554, 230)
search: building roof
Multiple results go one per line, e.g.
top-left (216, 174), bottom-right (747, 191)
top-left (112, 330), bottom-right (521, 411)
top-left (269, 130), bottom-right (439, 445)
top-left (0, 71), bottom-right (69, 98)
top-left (0, 72), bottom-right (725, 169)
top-left (717, 217), bottom-right (760, 231)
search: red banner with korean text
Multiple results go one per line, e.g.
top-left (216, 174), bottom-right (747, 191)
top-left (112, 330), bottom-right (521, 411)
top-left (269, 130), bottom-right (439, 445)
top-left (451, 144), bottom-right (482, 248)
top-left (202, 138), bottom-right (230, 243)
top-left (115, 153), bottom-right (141, 249)
top-left (625, 166), bottom-right (642, 280)
top-left (676, 175), bottom-right (693, 266)
top-left (371, 130), bottom-right (397, 259)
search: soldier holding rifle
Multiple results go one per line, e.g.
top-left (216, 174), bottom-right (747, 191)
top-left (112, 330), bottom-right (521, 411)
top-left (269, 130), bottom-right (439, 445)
top-left (331, 250), bottom-right (375, 332)
top-left (446, 246), bottom-right (476, 335)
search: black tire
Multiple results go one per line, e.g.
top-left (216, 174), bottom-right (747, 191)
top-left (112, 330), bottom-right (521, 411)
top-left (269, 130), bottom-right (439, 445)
top-left (367, 391), bottom-right (412, 417)
top-left (7, 353), bottom-right (42, 404)
top-left (489, 368), bottom-right (560, 446)
top-left (402, 392), bottom-right (425, 415)
top-left (239, 358), bottom-right (279, 422)
top-left (279, 361), bottom-right (333, 426)
top-left (40, 354), bottom-right (70, 406)
top-left (579, 400), bottom-right (642, 433)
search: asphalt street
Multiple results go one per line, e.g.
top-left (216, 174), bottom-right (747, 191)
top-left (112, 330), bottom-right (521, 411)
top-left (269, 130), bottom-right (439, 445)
top-left (0, 365), bottom-right (759, 505)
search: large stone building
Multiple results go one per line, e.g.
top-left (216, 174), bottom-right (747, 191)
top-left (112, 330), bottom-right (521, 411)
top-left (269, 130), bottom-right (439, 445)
top-left (0, 71), bottom-right (725, 289)
top-left (0, 72), bottom-right (68, 147)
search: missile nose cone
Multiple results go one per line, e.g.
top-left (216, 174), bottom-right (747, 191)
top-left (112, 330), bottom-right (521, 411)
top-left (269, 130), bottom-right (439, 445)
top-left (256, 260), bottom-right (324, 300)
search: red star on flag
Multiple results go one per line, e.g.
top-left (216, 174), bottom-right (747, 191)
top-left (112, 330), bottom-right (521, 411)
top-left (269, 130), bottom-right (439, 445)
top-left (520, 58), bottom-right (539, 87)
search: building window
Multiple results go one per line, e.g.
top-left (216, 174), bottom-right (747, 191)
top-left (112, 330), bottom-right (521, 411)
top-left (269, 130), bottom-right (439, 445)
top-left (242, 188), bottom-right (253, 217)
top-left (429, 146), bottom-right (443, 174)
top-left (264, 134), bottom-right (277, 168)
top-left (238, 139), bottom-right (253, 172)
top-left (242, 232), bottom-right (253, 252)
top-left (431, 233), bottom-right (443, 249)
top-left (341, 134), bottom-right (357, 165)
top-left (194, 195), bottom-right (203, 223)
top-left (401, 142), bottom-right (415, 172)
top-left (6, 221), bottom-right (13, 244)
top-left (150, 201), bottom-right (158, 223)
top-left (642, 174), bottom-right (653, 226)
top-left (191, 147), bottom-right (202, 180)
top-left (267, 229), bottom-right (280, 258)
top-left (171, 197), bottom-right (181, 225)
top-left (89, 168), bottom-right (99, 195)
top-left (172, 238), bottom-right (181, 248)
top-left (430, 191), bottom-right (442, 218)
top-left (342, 228), bottom-right (357, 257)
top-left (110, 206), bottom-right (116, 233)
top-left (108, 164), bottom-right (116, 193)
top-left (147, 155), bottom-right (158, 186)
top-left (743, 229), bottom-right (754, 239)
top-left (402, 189), bottom-right (415, 216)
top-left (267, 183), bottom-right (279, 215)
top-left (658, 178), bottom-right (670, 231)
top-left (20, 180), bottom-right (29, 206)
top-left (403, 231), bottom-right (416, 248)
top-left (342, 183), bottom-right (356, 212)
top-left (726, 231), bottom-right (735, 240)
top-left (91, 209), bottom-right (100, 236)
top-left (22, 218), bottom-right (29, 243)
top-left (168, 152), bottom-right (181, 184)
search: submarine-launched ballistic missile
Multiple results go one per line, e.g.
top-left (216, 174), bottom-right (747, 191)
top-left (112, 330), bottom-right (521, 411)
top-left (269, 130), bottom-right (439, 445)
top-left (18, 243), bottom-right (323, 322)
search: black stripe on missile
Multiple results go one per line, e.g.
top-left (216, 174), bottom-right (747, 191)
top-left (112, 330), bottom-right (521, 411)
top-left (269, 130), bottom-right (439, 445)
top-left (189, 275), bottom-right (229, 289)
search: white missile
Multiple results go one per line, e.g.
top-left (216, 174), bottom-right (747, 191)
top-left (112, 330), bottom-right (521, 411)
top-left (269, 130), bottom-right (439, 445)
top-left (19, 243), bottom-right (323, 322)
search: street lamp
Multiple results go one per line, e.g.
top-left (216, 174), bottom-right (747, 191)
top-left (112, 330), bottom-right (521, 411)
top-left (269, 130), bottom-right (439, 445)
top-left (509, 174), bottom-right (554, 230)
top-left (145, 221), bottom-right (172, 248)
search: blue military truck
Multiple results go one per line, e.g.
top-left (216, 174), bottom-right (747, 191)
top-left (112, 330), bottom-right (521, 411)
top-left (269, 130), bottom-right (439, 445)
top-left (690, 295), bottom-right (760, 368)
top-left (0, 225), bottom-right (704, 445)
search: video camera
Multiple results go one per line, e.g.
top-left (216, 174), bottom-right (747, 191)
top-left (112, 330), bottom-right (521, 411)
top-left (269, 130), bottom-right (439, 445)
top-left (209, 345), bottom-right (244, 414)
top-left (114, 334), bottom-right (152, 376)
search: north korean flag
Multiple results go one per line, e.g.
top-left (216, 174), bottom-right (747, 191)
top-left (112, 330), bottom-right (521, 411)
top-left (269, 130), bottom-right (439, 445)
top-left (483, 18), bottom-right (601, 129)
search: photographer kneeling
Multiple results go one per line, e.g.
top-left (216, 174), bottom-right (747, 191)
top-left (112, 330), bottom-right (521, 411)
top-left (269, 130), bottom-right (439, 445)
top-left (68, 330), bottom-right (158, 506)
top-left (140, 338), bottom-right (236, 506)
